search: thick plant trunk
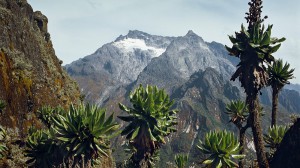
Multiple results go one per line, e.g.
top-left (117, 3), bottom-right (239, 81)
top-left (239, 124), bottom-right (249, 168)
top-left (247, 94), bottom-right (269, 168)
top-left (271, 88), bottom-right (279, 127)
top-left (129, 126), bottom-right (155, 168)
top-left (130, 150), bottom-right (151, 168)
top-left (239, 129), bottom-right (245, 168)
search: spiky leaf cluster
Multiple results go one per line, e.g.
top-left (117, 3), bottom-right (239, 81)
top-left (25, 104), bottom-right (119, 167)
top-left (175, 154), bottom-right (188, 168)
top-left (267, 59), bottom-right (294, 90)
top-left (225, 100), bottom-right (249, 128)
top-left (118, 85), bottom-right (178, 145)
top-left (264, 125), bottom-right (288, 150)
top-left (25, 129), bottom-right (60, 167)
top-left (226, 23), bottom-right (285, 93)
top-left (0, 100), bottom-right (5, 113)
top-left (0, 126), bottom-right (7, 159)
top-left (37, 106), bottom-right (63, 128)
top-left (197, 130), bottom-right (245, 168)
top-left (52, 104), bottom-right (119, 158)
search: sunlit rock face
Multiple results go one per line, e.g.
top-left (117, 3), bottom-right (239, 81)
top-left (0, 0), bottom-right (80, 132)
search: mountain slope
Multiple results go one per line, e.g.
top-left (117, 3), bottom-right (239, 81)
top-left (66, 30), bottom-right (175, 104)
top-left (135, 30), bottom-right (236, 92)
top-left (0, 0), bottom-right (80, 132)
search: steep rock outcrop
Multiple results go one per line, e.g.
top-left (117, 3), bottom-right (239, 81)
top-left (0, 0), bottom-right (80, 133)
top-left (270, 118), bottom-right (300, 168)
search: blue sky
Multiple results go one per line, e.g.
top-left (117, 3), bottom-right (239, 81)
top-left (28, 0), bottom-right (300, 83)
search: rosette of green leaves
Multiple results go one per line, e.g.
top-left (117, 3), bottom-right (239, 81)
top-left (175, 154), bottom-right (188, 168)
top-left (267, 59), bottom-right (294, 88)
top-left (225, 100), bottom-right (249, 127)
top-left (264, 125), bottom-right (288, 150)
top-left (52, 104), bottom-right (119, 159)
top-left (225, 23), bottom-right (286, 91)
top-left (118, 85), bottom-right (178, 146)
top-left (25, 129), bottom-right (59, 167)
top-left (197, 130), bottom-right (244, 168)
top-left (37, 106), bottom-right (63, 128)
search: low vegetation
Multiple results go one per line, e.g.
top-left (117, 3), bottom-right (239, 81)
top-left (25, 104), bottom-right (119, 168)
top-left (197, 130), bottom-right (244, 168)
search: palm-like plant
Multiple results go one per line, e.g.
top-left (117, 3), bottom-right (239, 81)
top-left (174, 154), bottom-right (188, 168)
top-left (268, 59), bottom-right (294, 126)
top-left (225, 100), bottom-right (249, 168)
top-left (225, 100), bottom-right (248, 128)
top-left (118, 85), bottom-right (178, 167)
top-left (263, 125), bottom-right (288, 152)
top-left (25, 129), bottom-right (61, 167)
top-left (225, 23), bottom-right (286, 93)
top-left (52, 104), bottom-right (119, 167)
top-left (225, 1), bottom-right (285, 167)
top-left (37, 106), bottom-right (63, 128)
top-left (197, 130), bottom-right (245, 168)
top-left (0, 126), bottom-right (7, 159)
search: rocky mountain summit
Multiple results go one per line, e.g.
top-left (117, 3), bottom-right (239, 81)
top-left (66, 29), bottom-right (300, 114)
top-left (66, 30), bottom-right (175, 104)
top-left (66, 30), bottom-right (237, 104)
top-left (135, 30), bottom-right (236, 92)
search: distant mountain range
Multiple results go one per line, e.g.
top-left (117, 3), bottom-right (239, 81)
top-left (285, 83), bottom-right (300, 93)
top-left (65, 30), bottom-right (299, 166)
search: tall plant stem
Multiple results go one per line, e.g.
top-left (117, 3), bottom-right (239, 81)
top-left (247, 94), bottom-right (269, 168)
top-left (239, 123), bottom-right (250, 168)
top-left (271, 87), bottom-right (279, 127)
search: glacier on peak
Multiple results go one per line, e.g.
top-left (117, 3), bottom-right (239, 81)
top-left (112, 38), bottom-right (166, 57)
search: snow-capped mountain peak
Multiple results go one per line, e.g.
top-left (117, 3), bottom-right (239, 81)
top-left (113, 38), bottom-right (166, 57)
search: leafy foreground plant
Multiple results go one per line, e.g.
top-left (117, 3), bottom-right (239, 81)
top-left (197, 130), bottom-right (245, 168)
top-left (225, 0), bottom-right (286, 167)
top-left (267, 59), bottom-right (294, 126)
top-left (263, 125), bottom-right (288, 155)
top-left (225, 100), bottom-right (249, 168)
top-left (25, 129), bottom-right (62, 167)
top-left (26, 104), bottom-right (119, 167)
top-left (174, 154), bottom-right (188, 168)
top-left (53, 104), bottom-right (119, 167)
top-left (225, 100), bottom-right (248, 128)
top-left (0, 126), bottom-right (7, 159)
top-left (118, 85), bottom-right (178, 168)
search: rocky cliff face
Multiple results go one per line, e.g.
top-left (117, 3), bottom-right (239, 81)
top-left (270, 118), bottom-right (300, 168)
top-left (0, 0), bottom-right (80, 133)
